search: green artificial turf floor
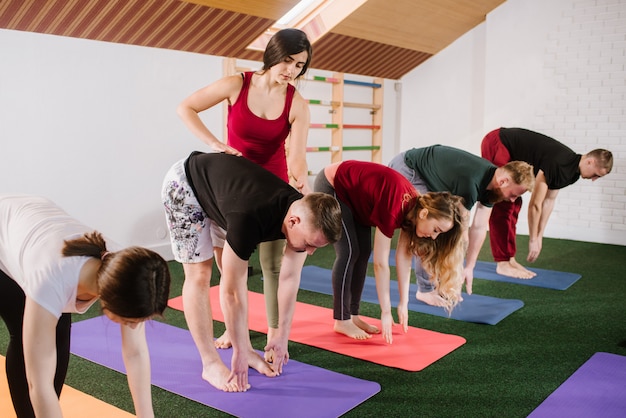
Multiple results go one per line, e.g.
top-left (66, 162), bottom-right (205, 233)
top-left (2, 234), bottom-right (625, 417)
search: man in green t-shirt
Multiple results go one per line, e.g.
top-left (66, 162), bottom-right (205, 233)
top-left (389, 145), bottom-right (534, 307)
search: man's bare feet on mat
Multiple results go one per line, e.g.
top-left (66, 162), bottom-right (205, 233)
top-left (496, 260), bottom-right (536, 279)
top-left (248, 350), bottom-right (277, 377)
top-left (509, 257), bottom-right (537, 277)
top-left (334, 319), bottom-right (371, 340)
top-left (416, 290), bottom-right (448, 307)
top-left (202, 362), bottom-right (247, 392)
top-left (214, 330), bottom-right (232, 349)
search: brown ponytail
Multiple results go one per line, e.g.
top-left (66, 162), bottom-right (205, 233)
top-left (63, 231), bottom-right (171, 319)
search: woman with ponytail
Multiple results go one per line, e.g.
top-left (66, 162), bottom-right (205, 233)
top-left (314, 161), bottom-right (466, 344)
top-left (0, 195), bottom-right (171, 418)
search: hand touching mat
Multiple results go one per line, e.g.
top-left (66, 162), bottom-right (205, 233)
top-left (1, 356), bottom-right (134, 418)
top-left (70, 317), bottom-right (380, 418)
top-left (299, 265), bottom-right (524, 325)
top-left (168, 287), bottom-right (466, 371)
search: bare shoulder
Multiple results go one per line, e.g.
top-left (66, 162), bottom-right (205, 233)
top-left (289, 91), bottom-right (310, 117)
top-left (205, 74), bottom-right (245, 105)
top-left (218, 74), bottom-right (245, 92)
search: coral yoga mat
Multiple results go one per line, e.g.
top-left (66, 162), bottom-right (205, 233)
top-left (168, 286), bottom-right (466, 372)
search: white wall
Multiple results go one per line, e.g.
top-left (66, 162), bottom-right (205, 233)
top-left (0, 29), bottom-right (399, 259)
top-left (2, 0), bottom-right (624, 257)
top-left (0, 29), bottom-right (224, 258)
top-left (399, 0), bottom-right (626, 246)
top-left (398, 21), bottom-right (488, 154)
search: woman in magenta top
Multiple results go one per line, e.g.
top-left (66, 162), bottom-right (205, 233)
top-left (315, 161), bottom-right (466, 343)
top-left (226, 70), bottom-right (294, 182)
top-left (176, 28), bottom-right (312, 388)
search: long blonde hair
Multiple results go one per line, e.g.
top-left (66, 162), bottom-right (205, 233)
top-left (402, 192), bottom-right (466, 312)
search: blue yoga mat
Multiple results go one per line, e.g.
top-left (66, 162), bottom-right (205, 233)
top-left (472, 260), bottom-right (581, 290)
top-left (70, 317), bottom-right (380, 418)
top-left (370, 250), bottom-right (582, 290)
top-left (299, 265), bottom-right (523, 325)
top-left (528, 352), bottom-right (626, 418)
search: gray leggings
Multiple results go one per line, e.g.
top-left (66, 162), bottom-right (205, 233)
top-left (388, 152), bottom-right (434, 293)
top-left (314, 171), bottom-right (371, 320)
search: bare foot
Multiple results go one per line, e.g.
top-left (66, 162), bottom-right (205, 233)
top-left (214, 330), bottom-right (232, 349)
top-left (202, 361), bottom-right (246, 392)
top-left (352, 315), bottom-right (380, 334)
top-left (509, 257), bottom-right (537, 278)
top-left (514, 264), bottom-right (537, 279)
top-left (416, 290), bottom-right (448, 307)
top-left (496, 260), bottom-right (535, 279)
top-left (334, 319), bottom-right (371, 340)
top-left (247, 349), bottom-right (277, 377)
top-left (264, 327), bottom-right (278, 363)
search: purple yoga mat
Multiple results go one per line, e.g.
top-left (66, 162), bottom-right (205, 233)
top-left (70, 317), bottom-right (380, 418)
top-left (528, 352), bottom-right (626, 418)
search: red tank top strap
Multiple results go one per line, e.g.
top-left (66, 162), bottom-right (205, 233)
top-left (284, 83), bottom-right (295, 122)
top-left (237, 72), bottom-right (252, 102)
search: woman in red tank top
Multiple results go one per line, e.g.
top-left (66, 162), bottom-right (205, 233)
top-left (175, 29), bottom-right (313, 388)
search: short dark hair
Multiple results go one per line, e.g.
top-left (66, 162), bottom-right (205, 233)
top-left (301, 192), bottom-right (342, 243)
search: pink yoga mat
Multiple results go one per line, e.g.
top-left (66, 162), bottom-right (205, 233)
top-left (168, 286), bottom-right (466, 371)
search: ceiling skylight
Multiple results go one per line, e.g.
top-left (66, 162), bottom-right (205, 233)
top-left (246, 0), bottom-right (367, 51)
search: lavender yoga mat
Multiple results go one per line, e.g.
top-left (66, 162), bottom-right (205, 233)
top-left (70, 317), bottom-right (380, 418)
top-left (528, 352), bottom-right (626, 418)
top-left (300, 265), bottom-right (524, 325)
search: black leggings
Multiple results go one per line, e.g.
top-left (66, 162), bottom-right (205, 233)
top-left (314, 172), bottom-right (372, 320)
top-left (0, 269), bottom-right (72, 418)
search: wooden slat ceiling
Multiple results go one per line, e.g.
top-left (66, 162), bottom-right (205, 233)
top-left (0, 0), bottom-right (505, 79)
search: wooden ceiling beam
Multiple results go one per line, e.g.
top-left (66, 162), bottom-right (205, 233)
top-left (331, 0), bottom-right (505, 54)
top-left (180, 0), bottom-right (297, 19)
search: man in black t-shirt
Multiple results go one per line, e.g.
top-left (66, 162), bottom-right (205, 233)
top-left (482, 127), bottom-right (613, 278)
top-left (162, 152), bottom-right (341, 392)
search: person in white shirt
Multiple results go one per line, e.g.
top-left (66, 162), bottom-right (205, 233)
top-left (0, 195), bottom-right (171, 418)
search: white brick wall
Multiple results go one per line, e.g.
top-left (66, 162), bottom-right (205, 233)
top-left (526, 0), bottom-right (626, 245)
top-left (402, 0), bottom-right (625, 246)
